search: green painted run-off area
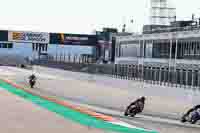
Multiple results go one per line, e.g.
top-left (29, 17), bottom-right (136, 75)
top-left (0, 80), bottom-right (157, 133)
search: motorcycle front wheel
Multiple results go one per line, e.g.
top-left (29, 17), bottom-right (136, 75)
top-left (190, 119), bottom-right (198, 124)
top-left (124, 108), bottom-right (129, 116)
top-left (180, 117), bottom-right (187, 123)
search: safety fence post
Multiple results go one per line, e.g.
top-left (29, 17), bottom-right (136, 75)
top-left (143, 66), bottom-right (147, 83)
top-left (198, 69), bottom-right (200, 90)
top-left (125, 64), bottom-right (128, 80)
top-left (134, 65), bottom-right (137, 80)
top-left (185, 69), bottom-right (188, 89)
top-left (152, 67), bottom-right (155, 85)
top-left (112, 64), bottom-right (115, 78)
top-left (191, 70), bottom-right (194, 89)
top-left (175, 69), bottom-right (179, 88)
top-left (127, 65), bottom-right (131, 80)
top-left (135, 65), bottom-right (138, 81)
top-left (155, 67), bottom-right (159, 85)
top-left (146, 66), bottom-right (150, 83)
top-left (115, 64), bottom-right (118, 78)
top-left (117, 64), bottom-right (120, 79)
top-left (164, 67), bottom-right (168, 86)
top-left (119, 64), bottom-right (122, 79)
top-left (180, 69), bottom-right (183, 88)
top-left (167, 68), bottom-right (170, 87)
top-left (194, 70), bottom-right (198, 90)
top-left (121, 64), bottom-right (124, 79)
top-left (159, 67), bottom-right (162, 85)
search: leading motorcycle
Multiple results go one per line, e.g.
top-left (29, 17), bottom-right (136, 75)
top-left (29, 79), bottom-right (36, 88)
top-left (28, 74), bottom-right (36, 88)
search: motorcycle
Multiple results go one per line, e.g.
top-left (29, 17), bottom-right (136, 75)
top-left (29, 75), bottom-right (36, 88)
top-left (124, 104), bottom-right (139, 117)
top-left (181, 110), bottom-right (200, 124)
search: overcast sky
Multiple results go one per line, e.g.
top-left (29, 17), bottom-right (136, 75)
top-left (0, 0), bottom-right (199, 34)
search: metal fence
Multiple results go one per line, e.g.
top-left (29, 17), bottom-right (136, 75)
top-left (33, 53), bottom-right (200, 89)
top-left (111, 64), bottom-right (200, 89)
top-left (41, 54), bottom-right (95, 64)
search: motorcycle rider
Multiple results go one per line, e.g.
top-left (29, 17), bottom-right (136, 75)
top-left (28, 74), bottom-right (36, 88)
top-left (184, 105), bottom-right (200, 116)
top-left (127, 96), bottom-right (146, 114)
top-left (183, 104), bottom-right (200, 123)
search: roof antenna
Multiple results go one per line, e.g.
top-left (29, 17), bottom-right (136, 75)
top-left (192, 13), bottom-right (195, 21)
top-left (122, 24), bottom-right (126, 32)
top-left (122, 16), bottom-right (126, 32)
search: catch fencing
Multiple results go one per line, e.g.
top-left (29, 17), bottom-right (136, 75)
top-left (33, 53), bottom-right (200, 90)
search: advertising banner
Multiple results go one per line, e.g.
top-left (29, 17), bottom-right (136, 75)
top-left (8, 31), bottom-right (49, 43)
top-left (50, 33), bottom-right (97, 46)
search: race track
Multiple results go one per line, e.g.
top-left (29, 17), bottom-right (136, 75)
top-left (1, 66), bottom-right (200, 133)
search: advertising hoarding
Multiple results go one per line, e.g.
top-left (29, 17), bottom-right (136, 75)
top-left (50, 33), bottom-right (97, 46)
top-left (8, 31), bottom-right (49, 43)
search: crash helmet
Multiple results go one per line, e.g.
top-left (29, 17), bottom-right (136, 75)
top-left (140, 96), bottom-right (146, 102)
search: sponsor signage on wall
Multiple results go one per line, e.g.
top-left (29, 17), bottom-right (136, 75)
top-left (8, 31), bottom-right (49, 43)
top-left (50, 33), bottom-right (97, 46)
top-left (60, 34), bottom-right (97, 45)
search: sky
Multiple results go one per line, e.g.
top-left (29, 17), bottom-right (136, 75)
top-left (0, 0), bottom-right (200, 34)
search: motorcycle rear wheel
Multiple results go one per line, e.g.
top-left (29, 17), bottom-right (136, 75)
top-left (130, 113), bottom-right (136, 117)
top-left (190, 120), bottom-right (197, 124)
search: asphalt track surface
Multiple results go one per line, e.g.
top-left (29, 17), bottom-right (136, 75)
top-left (0, 86), bottom-right (110, 133)
top-left (1, 80), bottom-right (156, 133)
top-left (1, 66), bottom-right (200, 133)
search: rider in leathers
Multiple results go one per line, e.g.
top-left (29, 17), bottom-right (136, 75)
top-left (127, 96), bottom-right (146, 113)
top-left (185, 105), bottom-right (200, 115)
top-left (28, 74), bottom-right (36, 88)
